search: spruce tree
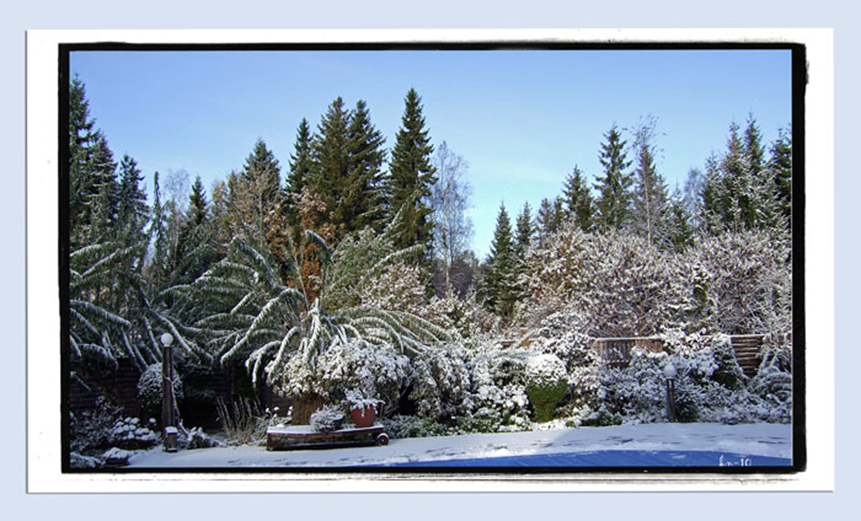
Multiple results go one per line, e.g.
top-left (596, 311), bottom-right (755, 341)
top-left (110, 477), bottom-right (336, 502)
top-left (561, 165), bottom-right (594, 232)
top-left (117, 154), bottom-right (148, 235)
top-left (594, 124), bottom-right (633, 230)
top-left (667, 187), bottom-right (694, 252)
top-left (388, 88), bottom-right (437, 253)
top-left (744, 114), bottom-right (766, 177)
top-left (284, 118), bottom-right (314, 223)
top-left (768, 127), bottom-right (792, 227)
top-left (148, 172), bottom-right (169, 292)
top-left (482, 203), bottom-right (519, 319)
top-left (536, 197), bottom-right (563, 246)
top-left (514, 201), bottom-right (534, 259)
top-left (188, 175), bottom-right (208, 226)
top-left (238, 139), bottom-right (282, 249)
top-left (342, 99), bottom-right (387, 233)
top-left (310, 97), bottom-right (351, 223)
top-left (87, 137), bottom-right (120, 243)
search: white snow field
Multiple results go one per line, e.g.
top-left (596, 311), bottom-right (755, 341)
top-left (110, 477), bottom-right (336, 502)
top-left (127, 422), bottom-right (792, 468)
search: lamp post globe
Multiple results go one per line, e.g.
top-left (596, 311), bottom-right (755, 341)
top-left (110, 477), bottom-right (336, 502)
top-left (663, 363), bottom-right (677, 380)
top-left (160, 332), bottom-right (174, 347)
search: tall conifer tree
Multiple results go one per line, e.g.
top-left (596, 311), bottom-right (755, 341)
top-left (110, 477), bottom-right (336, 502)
top-left (342, 99), bottom-right (387, 233)
top-left (482, 204), bottom-right (518, 319)
top-left (561, 165), bottom-right (594, 232)
top-left (594, 124), bottom-right (633, 230)
top-left (514, 201), bottom-right (534, 259)
top-left (388, 89), bottom-right (437, 253)
top-left (284, 118), bottom-right (314, 224)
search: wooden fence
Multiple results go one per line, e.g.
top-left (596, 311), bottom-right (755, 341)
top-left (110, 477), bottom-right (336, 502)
top-left (588, 334), bottom-right (775, 377)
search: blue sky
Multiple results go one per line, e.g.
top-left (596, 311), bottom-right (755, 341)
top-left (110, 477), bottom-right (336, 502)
top-left (71, 49), bottom-right (792, 258)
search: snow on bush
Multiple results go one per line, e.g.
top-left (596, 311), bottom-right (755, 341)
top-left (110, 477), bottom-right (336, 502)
top-left (278, 337), bottom-right (411, 417)
top-left (137, 362), bottom-right (183, 421)
top-left (520, 226), bottom-right (692, 337)
top-left (70, 396), bottom-right (122, 454)
top-left (310, 405), bottom-right (344, 432)
top-left (107, 416), bottom-right (159, 449)
top-left (70, 452), bottom-right (103, 469)
top-left (185, 426), bottom-right (221, 449)
top-left (530, 309), bottom-right (602, 409)
top-left (524, 354), bottom-right (569, 422)
top-left (684, 230), bottom-right (792, 335)
top-left (469, 343), bottom-right (530, 428)
top-left (597, 349), bottom-right (667, 423)
top-left (409, 343), bottom-right (474, 422)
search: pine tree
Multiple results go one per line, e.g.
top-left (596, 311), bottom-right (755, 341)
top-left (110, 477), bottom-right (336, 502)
top-left (482, 204), bottom-right (519, 319)
top-left (87, 137), bottom-right (120, 243)
top-left (744, 113), bottom-right (766, 177)
top-left (594, 124), bottom-right (633, 230)
top-left (284, 118), bottom-right (314, 224)
top-left (188, 175), bottom-right (208, 226)
top-left (666, 187), bottom-right (694, 252)
top-left (69, 76), bottom-right (102, 248)
top-left (630, 117), bottom-right (669, 246)
top-left (768, 127), bottom-right (792, 227)
top-left (561, 165), bottom-right (594, 232)
top-left (148, 172), bottom-right (169, 292)
top-left (341, 99), bottom-right (387, 233)
top-left (388, 89), bottom-right (437, 254)
top-left (235, 139), bottom-right (283, 249)
top-left (117, 154), bottom-right (148, 235)
top-left (514, 201), bottom-right (534, 259)
top-left (309, 97), bottom-right (351, 227)
top-left (536, 197), bottom-right (563, 246)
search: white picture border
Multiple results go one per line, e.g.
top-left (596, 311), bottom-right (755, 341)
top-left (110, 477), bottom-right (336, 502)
top-left (26, 28), bottom-right (834, 493)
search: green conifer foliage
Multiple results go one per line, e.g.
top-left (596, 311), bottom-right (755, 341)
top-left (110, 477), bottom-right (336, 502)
top-left (514, 201), bottom-right (534, 260)
top-left (768, 127), bottom-right (792, 227)
top-left (594, 124), bottom-right (633, 230)
top-left (482, 204), bottom-right (519, 319)
top-left (388, 89), bottom-right (437, 253)
top-left (342, 99), bottom-right (387, 233)
top-left (286, 119), bottom-right (314, 200)
top-left (310, 97), bottom-right (351, 225)
top-left (561, 165), bottom-right (594, 232)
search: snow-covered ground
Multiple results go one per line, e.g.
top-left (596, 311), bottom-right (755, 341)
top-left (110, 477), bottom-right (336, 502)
top-left (127, 422), bottom-right (792, 468)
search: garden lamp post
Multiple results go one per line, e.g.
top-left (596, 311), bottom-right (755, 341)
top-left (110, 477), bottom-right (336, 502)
top-left (160, 332), bottom-right (178, 452)
top-left (664, 362), bottom-right (678, 423)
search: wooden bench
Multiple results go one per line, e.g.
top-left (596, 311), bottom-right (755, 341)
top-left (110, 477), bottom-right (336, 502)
top-left (266, 424), bottom-right (389, 451)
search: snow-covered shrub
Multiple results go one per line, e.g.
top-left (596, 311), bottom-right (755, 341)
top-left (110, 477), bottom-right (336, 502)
top-left (409, 343), bottom-right (473, 422)
top-left (520, 226), bottom-right (692, 337)
top-left (524, 354), bottom-right (568, 422)
top-left (662, 331), bottom-right (746, 391)
top-left (530, 309), bottom-right (602, 408)
top-left (598, 349), bottom-right (668, 422)
top-left (381, 415), bottom-right (452, 439)
top-left (685, 230), bottom-right (792, 335)
top-left (184, 426), bottom-right (221, 449)
top-left (69, 396), bottom-right (122, 454)
top-left (469, 344), bottom-right (530, 426)
top-left (310, 405), bottom-right (344, 432)
top-left (748, 363), bottom-right (792, 404)
top-left (107, 416), bottom-right (159, 449)
top-left (70, 452), bottom-right (103, 469)
top-left (137, 362), bottom-right (183, 422)
top-left (278, 337), bottom-right (411, 418)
